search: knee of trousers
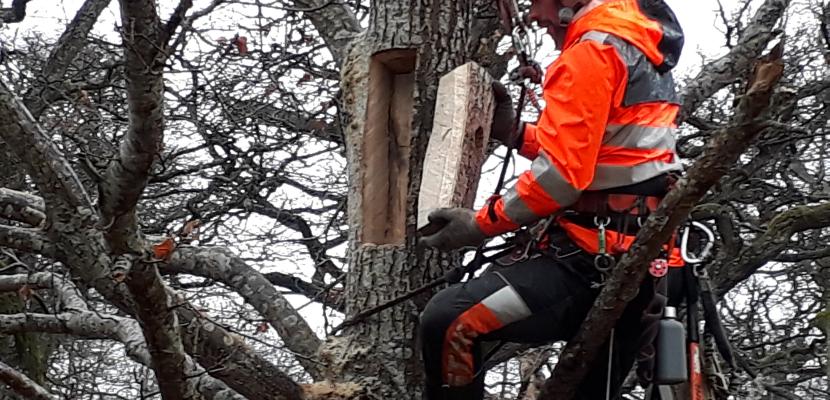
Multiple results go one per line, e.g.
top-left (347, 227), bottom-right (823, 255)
top-left (419, 286), bottom-right (464, 346)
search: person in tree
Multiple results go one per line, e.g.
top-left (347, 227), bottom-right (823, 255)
top-left (418, 0), bottom-right (685, 398)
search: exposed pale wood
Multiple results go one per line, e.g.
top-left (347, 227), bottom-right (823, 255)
top-left (417, 61), bottom-right (494, 229)
top-left (361, 50), bottom-right (415, 245)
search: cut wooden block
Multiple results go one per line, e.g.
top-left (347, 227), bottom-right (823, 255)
top-left (417, 62), bottom-right (494, 229)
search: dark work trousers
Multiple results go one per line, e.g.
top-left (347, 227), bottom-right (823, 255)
top-left (419, 247), bottom-right (658, 400)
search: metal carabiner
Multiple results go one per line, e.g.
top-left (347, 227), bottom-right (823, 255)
top-left (681, 221), bottom-right (715, 264)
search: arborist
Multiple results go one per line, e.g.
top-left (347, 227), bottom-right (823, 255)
top-left (419, 0), bottom-right (685, 398)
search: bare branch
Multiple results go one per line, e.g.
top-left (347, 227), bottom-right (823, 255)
top-left (261, 270), bottom-right (344, 311)
top-left (714, 202), bottom-right (830, 297)
top-left (99, 0), bottom-right (171, 253)
top-left (0, 270), bottom-right (252, 400)
top-left (0, 187), bottom-right (46, 226)
top-left (0, 272), bottom-right (87, 311)
top-left (0, 311), bottom-right (249, 400)
top-left (0, 360), bottom-right (56, 400)
top-left (125, 255), bottom-right (201, 400)
top-left (0, 0), bottom-right (30, 24)
top-left (679, 0), bottom-right (790, 123)
top-left (249, 198), bottom-right (343, 283)
top-left (167, 246), bottom-right (324, 379)
top-left (0, 224), bottom-right (57, 258)
top-left (0, 80), bottom-right (93, 210)
top-left (23, 0), bottom-right (112, 119)
top-left (288, 0), bottom-right (362, 64)
top-left (539, 44), bottom-right (784, 400)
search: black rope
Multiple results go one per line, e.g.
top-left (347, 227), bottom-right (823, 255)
top-left (330, 245), bottom-right (516, 334)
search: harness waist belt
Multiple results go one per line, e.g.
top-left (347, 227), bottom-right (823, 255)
top-left (570, 192), bottom-right (663, 215)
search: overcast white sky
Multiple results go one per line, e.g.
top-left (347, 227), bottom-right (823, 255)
top-left (9, 0), bottom-right (739, 77)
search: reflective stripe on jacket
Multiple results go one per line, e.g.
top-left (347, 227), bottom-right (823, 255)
top-left (475, 0), bottom-right (684, 255)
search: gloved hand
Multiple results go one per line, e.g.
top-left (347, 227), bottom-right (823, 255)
top-left (419, 208), bottom-right (487, 251)
top-left (490, 81), bottom-right (521, 148)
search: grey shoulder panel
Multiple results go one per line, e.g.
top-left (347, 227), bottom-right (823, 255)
top-left (579, 30), bottom-right (679, 107)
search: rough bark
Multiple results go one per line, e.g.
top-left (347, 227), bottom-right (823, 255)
top-left (126, 257), bottom-right (202, 400)
top-left (0, 360), bottom-right (55, 400)
top-left (0, 273), bottom-right (249, 400)
top-left (0, 188), bottom-right (46, 226)
top-left (0, 0), bottom-right (29, 24)
top-left (325, 0), bottom-right (477, 397)
top-left (99, 0), bottom-right (174, 254)
top-left (166, 246), bottom-right (324, 379)
top-left (538, 46), bottom-right (784, 400)
top-left (816, 259), bottom-right (830, 382)
top-left (0, 272), bottom-right (86, 311)
top-left (288, 0), bottom-right (362, 64)
top-left (0, 312), bottom-right (250, 400)
top-left (713, 202), bottom-right (830, 297)
top-left (0, 80), bottom-right (93, 210)
top-left (0, 225), bottom-right (56, 258)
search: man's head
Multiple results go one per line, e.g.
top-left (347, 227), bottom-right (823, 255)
top-left (527, 0), bottom-right (588, 48)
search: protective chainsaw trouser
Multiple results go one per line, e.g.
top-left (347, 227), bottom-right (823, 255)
top-left (419, 240), bottom-right (659, 400)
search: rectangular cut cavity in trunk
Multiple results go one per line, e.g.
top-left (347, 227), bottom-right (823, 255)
top-left (361, 49), bottom-right (416, 245)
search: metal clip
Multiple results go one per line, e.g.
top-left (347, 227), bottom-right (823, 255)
top-left (594, 216), bottom-right (615, 272)
top-left (594, 254), bottom-right (616, 272)
top-left (681, 221), bottom-right (715, 264)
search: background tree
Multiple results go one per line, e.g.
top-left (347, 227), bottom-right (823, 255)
top-left (0, 0), bottom-right (827, 399)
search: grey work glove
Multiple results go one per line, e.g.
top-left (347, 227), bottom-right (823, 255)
top-left (419, 208), bottom-right (487, 252)
top-left (490, 81), bottom-right (522, 148)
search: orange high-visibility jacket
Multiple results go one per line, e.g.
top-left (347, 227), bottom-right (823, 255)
top-left (475, 0), bottom-right (684, 254)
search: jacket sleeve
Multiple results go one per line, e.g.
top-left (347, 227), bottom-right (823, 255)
top-left (475, 40), bottom-right (627, 236)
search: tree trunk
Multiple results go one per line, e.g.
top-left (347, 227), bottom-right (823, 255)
top-left (319, 0), bottom-right (477, 397)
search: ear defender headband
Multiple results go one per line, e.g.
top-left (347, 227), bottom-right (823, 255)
top-left (558, 7), bottom-right (575, 26)
top-left (557, 0), bottom-right (585, 27)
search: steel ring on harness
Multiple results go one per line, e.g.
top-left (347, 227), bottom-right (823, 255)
top-left (593, 215), bottom-right (611, 228)
top-left (681, 221), bottom-right (715, 264)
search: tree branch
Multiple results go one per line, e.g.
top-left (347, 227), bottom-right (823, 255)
top-left (0, 187), bottom-right (46, 226)
top-left (125, 255), bottom-right (201, 400)
top-left (99, 0), bottom-right (171, 253)
top-left (23, 0), bottom-right (112, 119)
top-left (0, 360), bottom-right (56, 400)
top-left (261, 270), bottom-right (344, 311)
top-left (288, 0), bottom-right (362, 65)
top-left (0, 311), bottom-right (249, 400)
top-left (713, 202), bottom-right (830, 297)
top-left (0, 272), bottom-right (87, 311)
top-left (0, 224), bottom-right (57, 258)
top-left (0, 80), bottom-right (92, 210)
top-left (679, 0), bottom-right (790, 123)
top-left (0, 0), bottom-right (30, 24)
top-left (538, 44), bottom-right (784, 400)
top-left (0, 272), bottom-right (251, 400)
top-left (166, 246), bottom-right (324, 379)
top-left (249, 199), bottom-right (343, 283)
